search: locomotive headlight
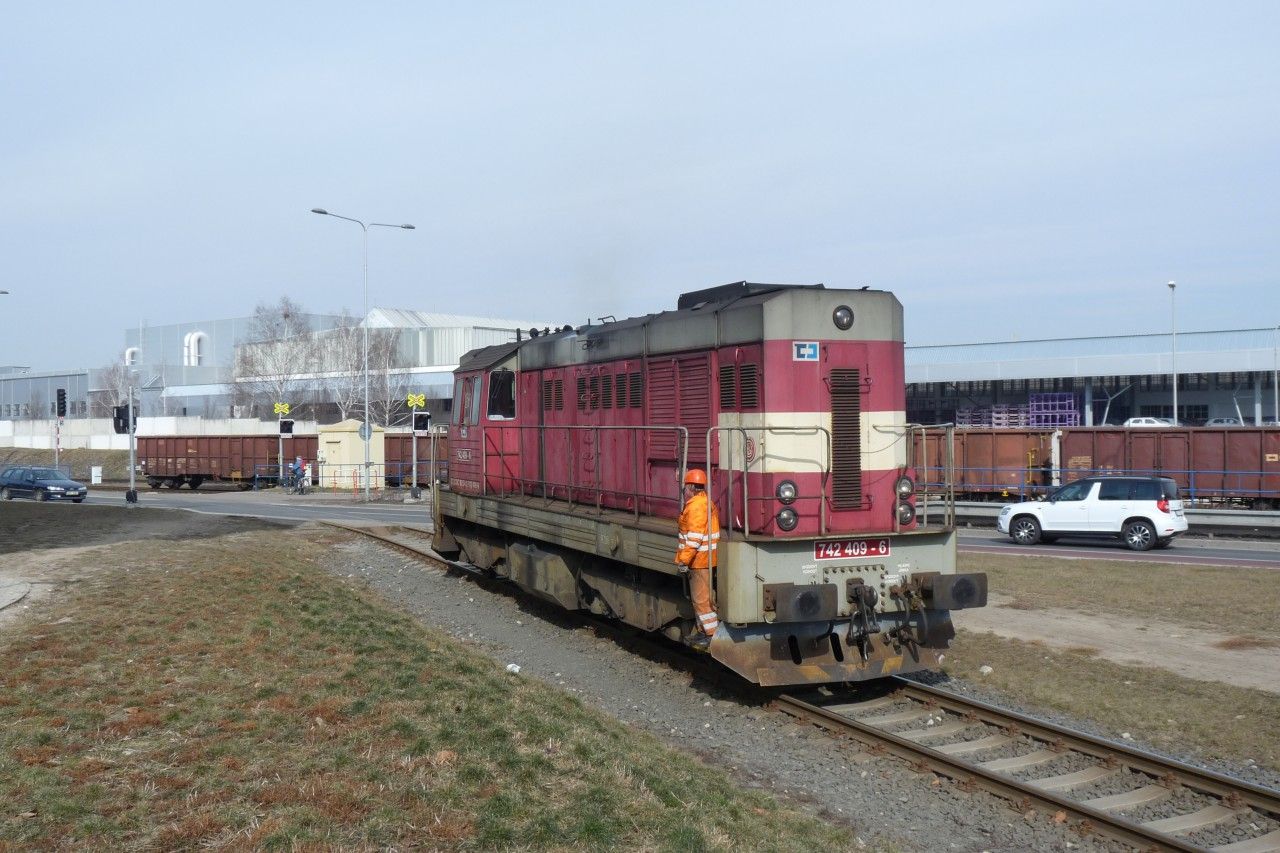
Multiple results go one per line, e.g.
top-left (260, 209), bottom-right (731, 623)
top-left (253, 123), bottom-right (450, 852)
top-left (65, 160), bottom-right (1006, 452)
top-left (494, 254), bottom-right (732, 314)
top-left (832, 305), bottom-right (854, 331)
top-left (895, 475), bottom-right (915, 497)
top-left (776, 508), bottom-right (799, 531)
top-left (775, 480), bottom-right (798, 504)
top-left (896, 501), bottom-right (916, 525)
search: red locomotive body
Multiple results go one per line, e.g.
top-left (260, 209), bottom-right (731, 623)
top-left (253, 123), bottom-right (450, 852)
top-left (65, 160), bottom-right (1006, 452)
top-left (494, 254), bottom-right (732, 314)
top-left (436, 283), bottom-right (987, 686)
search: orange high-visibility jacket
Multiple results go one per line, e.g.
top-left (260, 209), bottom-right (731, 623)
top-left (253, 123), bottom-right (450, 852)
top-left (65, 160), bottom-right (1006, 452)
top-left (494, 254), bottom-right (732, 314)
top-left (676, 491), bottom-right (721, 569)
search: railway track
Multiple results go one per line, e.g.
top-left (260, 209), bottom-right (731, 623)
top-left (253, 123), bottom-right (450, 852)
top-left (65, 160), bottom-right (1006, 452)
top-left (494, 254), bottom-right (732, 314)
top-left (329, 522), bottom-right (1280, 852)
top-left (776, 684), bottom-right (1280, 852)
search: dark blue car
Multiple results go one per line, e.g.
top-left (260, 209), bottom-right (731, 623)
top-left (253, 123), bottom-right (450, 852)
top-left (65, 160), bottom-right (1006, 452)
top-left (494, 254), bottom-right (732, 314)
top-left (0, 466), bottom-right (87, 502)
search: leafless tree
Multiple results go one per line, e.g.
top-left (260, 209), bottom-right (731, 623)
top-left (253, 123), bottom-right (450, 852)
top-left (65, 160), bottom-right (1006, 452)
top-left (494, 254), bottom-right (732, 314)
top-left (369, 327), bottom-right (411, 427)
top-left (313, 310), bottom-right (365, 422)
top-left (232, 297), bottom-right (319, 419)
top-left (88, 356), bottom-right (132, 417)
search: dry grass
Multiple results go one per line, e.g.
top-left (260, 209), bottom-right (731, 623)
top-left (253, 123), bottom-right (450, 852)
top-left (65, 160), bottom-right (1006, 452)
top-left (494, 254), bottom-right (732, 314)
top-left (0, 530), bottom-right (853, 851)
top-left (944, 631), bottom-right (1280, 770)
top-left (960, 552), bottom-right (1280, 638)
top-left (1214, 636), bottom-right (1280, 651)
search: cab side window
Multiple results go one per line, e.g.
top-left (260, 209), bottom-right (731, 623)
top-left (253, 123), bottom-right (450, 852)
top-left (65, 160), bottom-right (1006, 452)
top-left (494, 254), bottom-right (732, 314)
top-left (468, 377), bottom-right (482, 425)
top-left (451, 379), bottom-right (465, 426)
top-left (487, 370), bottom-right (516, 420)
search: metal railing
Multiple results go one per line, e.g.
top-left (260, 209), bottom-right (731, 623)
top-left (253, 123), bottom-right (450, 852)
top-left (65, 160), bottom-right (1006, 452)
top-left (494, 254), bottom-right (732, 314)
top-left (916, 464), bottom-right (1280, 505)
top-left (904, 423), bottom-right (957, 529)
top-left (705, 425), bottom-right (833, 537)
top-left (478, 423), bottom-right (688, 520)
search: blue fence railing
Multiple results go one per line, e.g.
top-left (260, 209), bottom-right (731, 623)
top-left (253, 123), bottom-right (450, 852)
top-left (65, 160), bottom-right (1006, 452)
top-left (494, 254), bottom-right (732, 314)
top-left (919, 466), bottom-right (1280, 504)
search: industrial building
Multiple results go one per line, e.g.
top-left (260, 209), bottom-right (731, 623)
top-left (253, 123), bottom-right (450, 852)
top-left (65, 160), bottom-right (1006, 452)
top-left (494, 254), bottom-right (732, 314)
top-left (906, 327), bottom-right (1280, 427)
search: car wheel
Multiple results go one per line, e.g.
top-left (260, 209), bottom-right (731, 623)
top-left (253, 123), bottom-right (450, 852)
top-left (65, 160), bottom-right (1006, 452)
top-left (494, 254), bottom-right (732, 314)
top-left (34, 489), bottom-right (48, 502)
top-left (1010, 516), bottom-right (1042, 546)
top-left (1123, 520), bottom-right (1156, 551)
top-left (0, 487), bottom-right (9, 501)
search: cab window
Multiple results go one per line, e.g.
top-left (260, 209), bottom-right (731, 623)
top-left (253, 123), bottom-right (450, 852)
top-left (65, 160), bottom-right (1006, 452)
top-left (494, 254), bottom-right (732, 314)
top-left (468, 377), bottom-right (482, 425)
top-left (451, 379), bottom-right (465, 425)
top-left (487, 370), bottom-right (516, 420)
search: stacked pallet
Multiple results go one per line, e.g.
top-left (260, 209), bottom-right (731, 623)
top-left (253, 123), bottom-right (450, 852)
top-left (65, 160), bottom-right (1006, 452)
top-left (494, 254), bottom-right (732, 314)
top-left (1028, 392), bottom-right (1081, 427)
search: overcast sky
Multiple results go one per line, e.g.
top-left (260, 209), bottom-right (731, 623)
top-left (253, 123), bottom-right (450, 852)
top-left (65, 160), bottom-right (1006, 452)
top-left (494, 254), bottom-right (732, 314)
top-left (4, 2), bottom-right (1277, 370)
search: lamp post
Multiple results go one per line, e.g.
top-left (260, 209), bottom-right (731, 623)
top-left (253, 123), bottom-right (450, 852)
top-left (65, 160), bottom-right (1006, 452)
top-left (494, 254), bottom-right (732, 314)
top-left (1167, 281), bottom-right (1177, 424)
top-left (1273, 324), bottom-right (1278, 425)
top-left (311, 208), bottom-right (415, 500)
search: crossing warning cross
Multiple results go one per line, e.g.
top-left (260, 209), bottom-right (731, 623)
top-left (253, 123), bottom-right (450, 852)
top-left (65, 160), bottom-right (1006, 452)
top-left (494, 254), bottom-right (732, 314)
top-left (406, 393), bottom-right (426, 409)
top-left (274, 402), bottom-right (291, 416)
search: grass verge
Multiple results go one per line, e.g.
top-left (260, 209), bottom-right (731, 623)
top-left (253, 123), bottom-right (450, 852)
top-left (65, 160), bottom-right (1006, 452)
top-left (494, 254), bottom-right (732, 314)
top-left (943, 631), bottom-right (1280, 770)
top-left (959, 552), bottom-right (1279, 638)
top-left (0, 531), bottom-right (853, 850)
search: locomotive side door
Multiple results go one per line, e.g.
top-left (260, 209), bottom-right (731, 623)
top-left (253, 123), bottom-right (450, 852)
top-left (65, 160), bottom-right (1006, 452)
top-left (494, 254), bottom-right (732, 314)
top-left (483, 367), bottom-right (520, 495)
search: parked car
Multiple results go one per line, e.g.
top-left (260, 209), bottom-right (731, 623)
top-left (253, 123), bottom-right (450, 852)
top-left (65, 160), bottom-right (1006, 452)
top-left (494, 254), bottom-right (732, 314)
top-left (1203, 417), bottom-right (1243, 427)
top-left (0, 466), bottom-right (88, 502)
top-left (996, 475), bottom-right (1187, 551)
top-left (1122, 417), bottom-right (1173, 428)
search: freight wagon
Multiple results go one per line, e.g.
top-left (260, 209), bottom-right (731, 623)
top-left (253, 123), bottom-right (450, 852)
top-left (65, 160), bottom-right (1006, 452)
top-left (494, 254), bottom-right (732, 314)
top-left (137, 433), bottom-right (447, 490)
top-left (915, 427), bottom-right (1280, 508)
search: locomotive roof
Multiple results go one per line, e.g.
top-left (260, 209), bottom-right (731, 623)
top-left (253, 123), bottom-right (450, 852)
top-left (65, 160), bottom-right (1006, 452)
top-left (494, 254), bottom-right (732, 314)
top-left (455, 281), bottom-right (900, 372)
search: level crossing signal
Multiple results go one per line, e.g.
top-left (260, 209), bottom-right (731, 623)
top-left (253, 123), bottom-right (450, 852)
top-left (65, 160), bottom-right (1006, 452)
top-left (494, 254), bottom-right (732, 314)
top-left (279, 419), bottom-right (294, 435)
top-left (413, 411), bottom-right (431, 431)
top-left (112, 405), bottom-right (136, 435)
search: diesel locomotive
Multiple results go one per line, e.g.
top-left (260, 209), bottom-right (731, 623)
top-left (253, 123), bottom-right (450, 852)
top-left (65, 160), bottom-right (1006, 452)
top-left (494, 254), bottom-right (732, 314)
top-left (432, 282), bottom-right (987, 686)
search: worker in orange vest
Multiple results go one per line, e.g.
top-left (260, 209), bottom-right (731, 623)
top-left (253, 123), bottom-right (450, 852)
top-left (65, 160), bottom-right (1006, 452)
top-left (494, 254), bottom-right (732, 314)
top-left (675, 468), bottom-right (721, 642)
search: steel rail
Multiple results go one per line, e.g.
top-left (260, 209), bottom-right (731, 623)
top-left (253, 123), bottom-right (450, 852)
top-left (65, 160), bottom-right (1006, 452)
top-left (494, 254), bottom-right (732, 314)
top-left (888, 678), bottom-right (1280, 816)
top-left (774, 692), bottom-right (1206, 851)
top-left (776, 684), bottom-right (1280, 853)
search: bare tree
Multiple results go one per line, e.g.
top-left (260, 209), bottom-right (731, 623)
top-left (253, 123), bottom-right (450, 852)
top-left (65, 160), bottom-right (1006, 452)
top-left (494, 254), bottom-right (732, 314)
top-left (369, 327), bottom-right (411, 427)
top-left (313, 310), bottom-right (364, 422)
top-left (232, 297), bottom-right (319, 418)
top-left (89, 356), bottom-right (131, 417)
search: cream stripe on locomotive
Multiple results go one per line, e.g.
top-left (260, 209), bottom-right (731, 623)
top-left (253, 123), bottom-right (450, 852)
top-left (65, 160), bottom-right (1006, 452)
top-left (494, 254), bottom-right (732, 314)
top-left (716, 410), bottom-right (908, 475)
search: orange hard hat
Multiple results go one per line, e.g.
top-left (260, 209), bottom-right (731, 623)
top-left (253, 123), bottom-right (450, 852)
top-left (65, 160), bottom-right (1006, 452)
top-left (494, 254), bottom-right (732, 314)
top-left (684, 469), bottom-right (708, 486)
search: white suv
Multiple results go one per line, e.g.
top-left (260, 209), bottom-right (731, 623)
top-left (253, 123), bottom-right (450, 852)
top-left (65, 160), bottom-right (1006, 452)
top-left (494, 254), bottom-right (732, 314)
top-left (996, 476), bottom-right (1188, 551)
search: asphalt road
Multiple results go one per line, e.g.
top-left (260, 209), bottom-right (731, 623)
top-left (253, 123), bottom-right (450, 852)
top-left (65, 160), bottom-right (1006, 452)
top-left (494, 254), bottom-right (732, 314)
top-left (47, 488), bottom-right (1280, 569)
top-left (75, 487), bottom-right (433, 527)
top-left (957, 527), bottom-right (1280, 569)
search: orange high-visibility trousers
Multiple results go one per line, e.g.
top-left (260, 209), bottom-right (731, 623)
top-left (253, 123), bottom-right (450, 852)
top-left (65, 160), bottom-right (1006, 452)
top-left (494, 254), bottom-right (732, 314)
top-left (687, 567), bottom-right (719, 636)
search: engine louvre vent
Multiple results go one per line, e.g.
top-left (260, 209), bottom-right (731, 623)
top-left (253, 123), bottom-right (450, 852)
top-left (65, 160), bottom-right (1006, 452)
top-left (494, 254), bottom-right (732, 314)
top-left (830, 368), bottom-right (862, 509)
top-left (719, 364), bottom-right (736, 408)
top-left (739, 363), bottom-right (759, 409)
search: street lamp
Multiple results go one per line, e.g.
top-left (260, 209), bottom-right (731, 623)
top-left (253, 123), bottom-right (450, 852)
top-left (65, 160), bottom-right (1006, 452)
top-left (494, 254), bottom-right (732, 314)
top-left (1167, 281), bottom-right (1177, 424)
top-left (1273, 324), bottom-right (1278, 425)
top-left (311, 208), bottom-right (416, 500)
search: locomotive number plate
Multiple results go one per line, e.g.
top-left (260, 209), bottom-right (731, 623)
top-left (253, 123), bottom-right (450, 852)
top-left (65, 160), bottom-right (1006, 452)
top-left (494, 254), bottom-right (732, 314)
top-left (813, 538), bottom-right (891, 560)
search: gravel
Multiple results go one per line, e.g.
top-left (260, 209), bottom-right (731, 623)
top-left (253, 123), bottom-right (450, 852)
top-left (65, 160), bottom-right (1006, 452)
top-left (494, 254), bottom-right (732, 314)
top-left (321, 536), bottom-right (1140, 852)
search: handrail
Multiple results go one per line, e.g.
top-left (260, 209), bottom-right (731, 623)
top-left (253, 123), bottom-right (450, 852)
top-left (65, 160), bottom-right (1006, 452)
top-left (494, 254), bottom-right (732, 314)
top-left (900, 422), bottom-right (957, 529)
top-left (479, 423), bottom-right (688, 521)
top-left (704, 424), bottom-right (832, 538)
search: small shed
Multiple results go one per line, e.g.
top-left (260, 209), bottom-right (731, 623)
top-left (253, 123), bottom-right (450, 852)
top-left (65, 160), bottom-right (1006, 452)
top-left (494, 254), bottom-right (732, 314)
top-left (316, 419), bottom-right (386, 490)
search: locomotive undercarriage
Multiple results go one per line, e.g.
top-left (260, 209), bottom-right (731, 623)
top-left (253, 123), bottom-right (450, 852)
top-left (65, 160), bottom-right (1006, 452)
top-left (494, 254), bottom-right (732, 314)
top-left (434, 488), bottom-right (981, 687)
